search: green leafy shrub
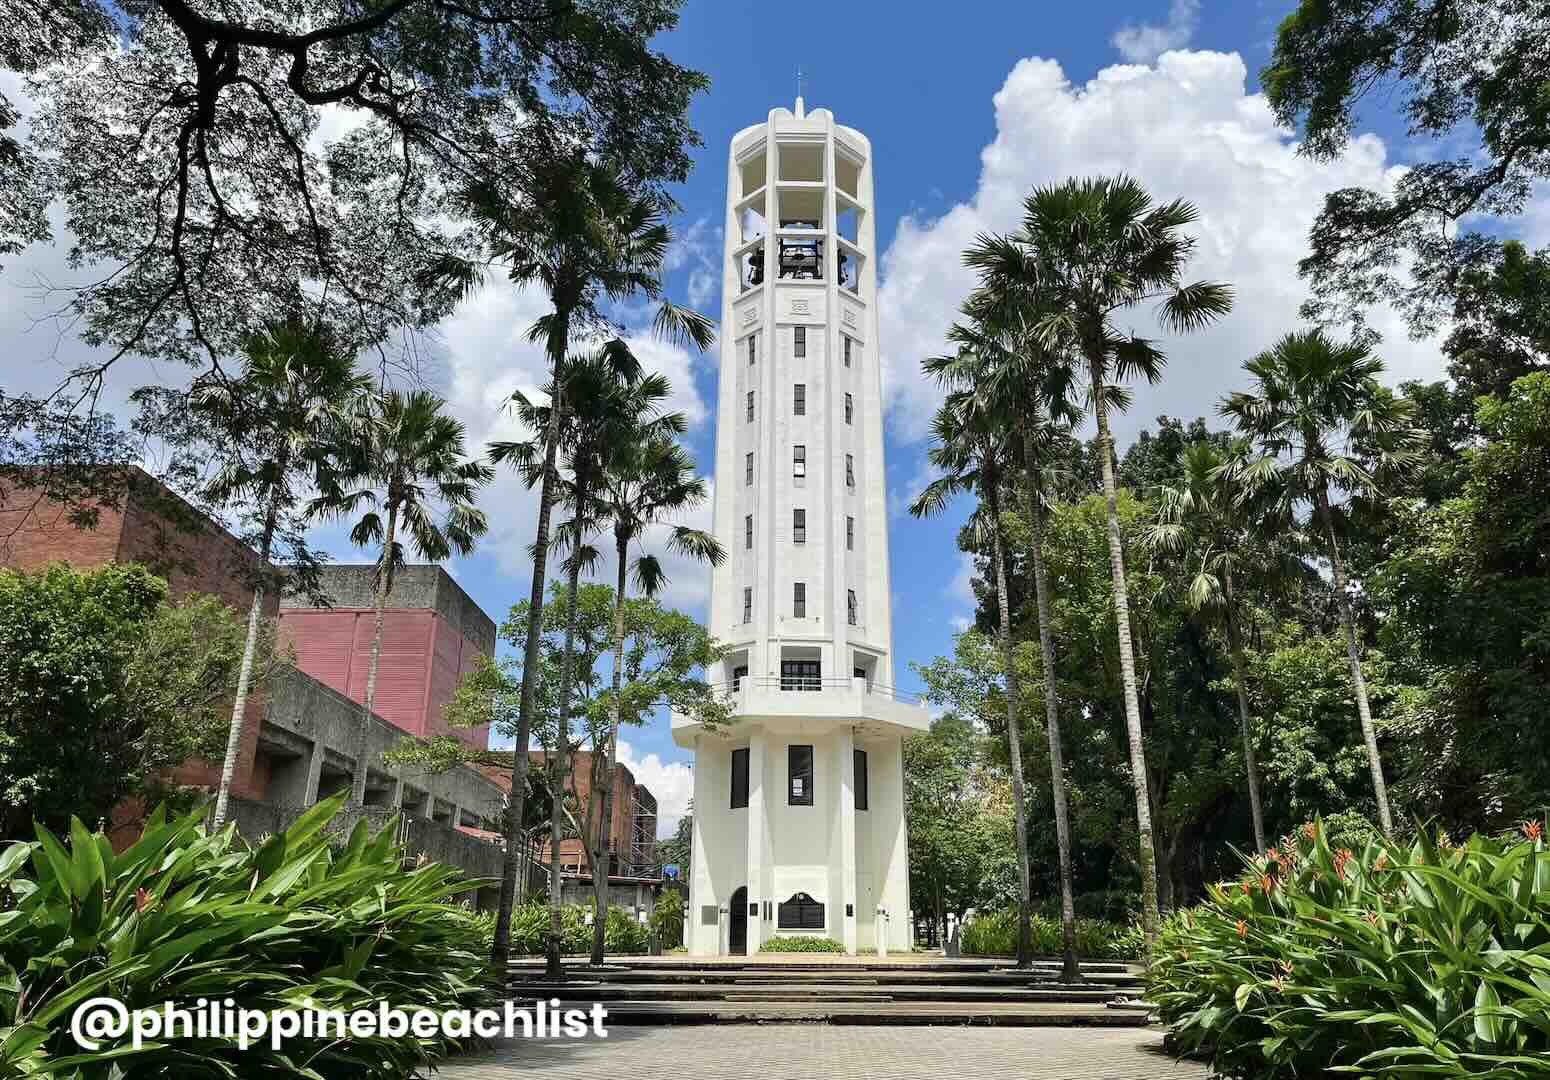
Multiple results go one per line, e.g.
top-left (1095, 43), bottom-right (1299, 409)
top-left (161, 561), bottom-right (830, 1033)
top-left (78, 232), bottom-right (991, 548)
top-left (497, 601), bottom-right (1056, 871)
top-left (650, 887), bottom-right (685, 950)
top-left (758, 935), bottom-right (845, 954)
top-left (0, 793), bottom-right (493, 1078)
top-left (1148, 818), bottom-right (1550, 1078)
top-left (960, 909), bottom-right (1143, 961)
top-left (488, 901), bottom-right (651, 956)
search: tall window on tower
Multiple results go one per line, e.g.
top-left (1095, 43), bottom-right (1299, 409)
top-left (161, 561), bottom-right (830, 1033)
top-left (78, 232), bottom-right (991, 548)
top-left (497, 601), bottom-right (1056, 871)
top-left (792, 508), bottom-right (806, 544)
top-left (794, 325), bottom-right (806, 358)
top-left (792, 444), bottom-right (806, 477)
top-left (746, 391), bottom-right (755, 423)
top-left (846, 454), bottom-right (855, 487)
top-left (846, 515), bottom-right (855, 550)
top-left (845, 392), bottom-right (853, 424)
top-left (793, 383), bottom-right (806, 416)
top-left (854, 749), bottom-right (869, 811)
top-left (745, 514), bottom-right (753, 549)
top-left (788, 744), bottom-right (814, 805)
top-left (742, 586), bottom-right (752, 624)
top-left (792, 581), bottom-right (806, 618)
top-left (847, 589), bottom-right (858, 626)
top-left (731, 747), bottom-right (749, 809)
top-left (843, 336), bottom-right (852, 368)
top-left (745, 452), bottom-right (754, 485)
top-left (748, 335), bottom-right (756, 366)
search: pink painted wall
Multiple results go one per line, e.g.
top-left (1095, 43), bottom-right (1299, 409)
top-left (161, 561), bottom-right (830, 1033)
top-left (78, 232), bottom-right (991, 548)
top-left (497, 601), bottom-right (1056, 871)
top-left (280, 608), bottom-right (490, 750)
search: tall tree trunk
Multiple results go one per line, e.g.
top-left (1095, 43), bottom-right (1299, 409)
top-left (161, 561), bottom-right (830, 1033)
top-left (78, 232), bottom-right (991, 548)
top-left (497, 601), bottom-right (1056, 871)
top-left (1022, 433), bottom-right (1080, 982)
top-left (546, 754), bottom-right (564, 973)
top-left (211, 490), bottom-right (281, 830)
top-left (1089, 360), bottom-right (1160, 962)
top-left (590, 533), bottom-right (631, 964)
top-left (546, 491), bottom-right (590, 980)
top-left (1316, 486), bottom-right (1393, 835)
top-left (352, 499), bottom-right (398, 807)
top-left (493, 380), bottom-right (565, 965)
top-left (985, 469), bottom-right (1033, 970)
top-left (1221, 566), bottom-right (1266, 854)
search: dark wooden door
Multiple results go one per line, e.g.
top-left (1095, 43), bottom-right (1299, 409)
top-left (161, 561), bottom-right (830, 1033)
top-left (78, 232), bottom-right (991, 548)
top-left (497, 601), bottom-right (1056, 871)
top-left (729, 886), bottom-right (748, 955)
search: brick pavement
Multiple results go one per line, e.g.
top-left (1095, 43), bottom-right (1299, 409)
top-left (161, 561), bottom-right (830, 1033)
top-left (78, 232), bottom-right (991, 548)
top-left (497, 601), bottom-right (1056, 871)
top-left (427, 1024), bottom-right (1211, 1079)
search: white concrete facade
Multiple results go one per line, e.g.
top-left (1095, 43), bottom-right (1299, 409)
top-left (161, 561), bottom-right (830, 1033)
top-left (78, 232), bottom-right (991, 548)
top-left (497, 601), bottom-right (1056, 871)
top-left (673, 98), bottom-right (930, 956)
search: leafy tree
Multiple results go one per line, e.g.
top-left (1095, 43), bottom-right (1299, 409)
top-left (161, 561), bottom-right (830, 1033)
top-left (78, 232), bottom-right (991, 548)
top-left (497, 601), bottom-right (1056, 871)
top-left (926, 304), bottom-right (1086, 980)
top-left (441, 157), bottom-right (713, 966)
top-left (968, 175), bottom-right (1233, 957)
top-left (657, 807), bottom-right (692, 878)
top-left (1221, 330), bottom-right (1423, 834)
top-left (11, 0), bottom-right (707, 374)
top-left (0, 563), bottom-right (282, 839)
top-left (910, 387), bottom-right (1038, 969)
top-left (318, 388), bottom-right (491, 807)
top-left (904, 713), bottom-right (1002, 940)
top-left (1143, 439), bottom-right (1287, 853)
top-left (195, 318), bottom-right (369, 829)
top-left (585, 428), bottom-right (723, 962)
top-left (1264, 0), bottom-right (1550, 337)
top-left (1444, 240), bottom-right (1550, 402)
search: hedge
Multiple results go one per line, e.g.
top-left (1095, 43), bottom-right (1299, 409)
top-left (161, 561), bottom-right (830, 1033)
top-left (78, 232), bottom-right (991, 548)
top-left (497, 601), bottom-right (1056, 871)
top-left (960, 909), bottom-right (1144, 961)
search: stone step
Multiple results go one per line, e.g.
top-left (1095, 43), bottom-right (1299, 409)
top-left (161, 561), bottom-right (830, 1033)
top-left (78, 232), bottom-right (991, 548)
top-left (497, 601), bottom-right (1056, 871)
top-left (535, 1000), bottom-right (1153, 1027)
top-left (507, 982), bottom-right (1126, 1004)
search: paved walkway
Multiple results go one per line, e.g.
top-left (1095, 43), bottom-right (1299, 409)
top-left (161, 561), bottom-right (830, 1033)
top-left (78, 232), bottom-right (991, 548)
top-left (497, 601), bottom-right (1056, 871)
top-left (428, 1024), bottom-right (1210, 1079)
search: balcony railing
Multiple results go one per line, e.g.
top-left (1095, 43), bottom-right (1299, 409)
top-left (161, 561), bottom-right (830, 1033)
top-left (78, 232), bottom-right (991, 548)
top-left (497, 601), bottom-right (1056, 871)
top-left (717, 675), bottom-right (924, 706)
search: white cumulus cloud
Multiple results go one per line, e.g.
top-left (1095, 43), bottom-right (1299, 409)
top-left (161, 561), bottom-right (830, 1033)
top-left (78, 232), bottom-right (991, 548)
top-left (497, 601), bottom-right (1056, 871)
top-left (875, 50), bottom-right (1448, 450)
top-left (1112, 0), bottom-right (1201, 63)
top-left (616, 736), bottom-right (694, 838)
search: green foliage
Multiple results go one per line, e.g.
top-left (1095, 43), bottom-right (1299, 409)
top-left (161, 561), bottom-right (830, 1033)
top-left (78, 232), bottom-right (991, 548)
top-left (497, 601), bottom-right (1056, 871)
top-left (960, 909), bottom-right (1142, 961)
top-left (487, 902), bottom-right (651, 956)
top-left (0, 793), bottom-right (492, 1077)
top-left (1149, 819), bottom-right (1550, 1078)
top-left (757, 936), bottom-right (845, 954)
top-left (0, 564), bottom-right (284, 841)
top-left (650, 888), bottom-right (685, 950)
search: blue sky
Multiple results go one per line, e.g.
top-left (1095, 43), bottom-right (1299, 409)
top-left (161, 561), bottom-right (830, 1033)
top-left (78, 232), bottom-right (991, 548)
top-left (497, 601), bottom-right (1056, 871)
top-left (6, 1), bottom-right (1533, 834)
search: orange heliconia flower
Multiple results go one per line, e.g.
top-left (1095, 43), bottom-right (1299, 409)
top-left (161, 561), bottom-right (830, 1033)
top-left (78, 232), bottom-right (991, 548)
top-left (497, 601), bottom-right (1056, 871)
top-left (1364, 910), bottom-right (1380, 927)
top-left (1260, 875), bottom-right (1276, 894)
top-left (1373, 852), bottom-right (1389, 871)
top-left (1302, 823), bottom-right (1318, 841)
top-left (1236, 919), bottom-right (1248, 939)
top-left (1524, 821), bottom-right (1544, 842)
top-left (135, 887), bottom-right (154, 914)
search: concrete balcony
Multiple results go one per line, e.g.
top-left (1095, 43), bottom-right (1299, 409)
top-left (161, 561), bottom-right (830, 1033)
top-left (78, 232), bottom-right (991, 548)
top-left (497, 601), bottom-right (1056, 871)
top-left (672, 676), bottom-right (930, 748)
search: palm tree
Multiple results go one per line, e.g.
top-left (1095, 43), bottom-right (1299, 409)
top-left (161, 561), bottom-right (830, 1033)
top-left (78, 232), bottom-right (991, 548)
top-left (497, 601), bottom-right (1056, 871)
top-left (501, 352), bottom-right (682, 978)
top-left (932, 308), bottom-right (1086, 981)
top-left (435, 154), bottom-right (713, 964)
top-left (320, 389), bottom-right (493, 808)
top-left (1220, 330), bottom-right (1423, 835)
top-left (573, 433), bottom-right (722, 963)
top-left (910, 377), bottom-right (1038, 970)
top-left (968, 175), bottom-right (1233, 958)
top-left (1142, 439), bottom-right (1290, 854)
top-left (201, 318), bottom-right (370, 830)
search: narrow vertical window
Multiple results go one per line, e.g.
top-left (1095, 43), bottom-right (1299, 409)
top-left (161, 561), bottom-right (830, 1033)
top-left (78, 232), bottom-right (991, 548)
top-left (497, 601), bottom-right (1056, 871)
top-left (844, 336), bottom-right (852, 368)
top-left (745, 452), bottom-right (754, 486)
top-left (742, 586), bottom-right (752, 624)
top-left (745, 514), bottom-right (753, 550)
top-left (792, 508), bottom-right (806, 544)
top-left (748, 335), bottom-right (756, 366)
top-left (846, 454), bottom-right (855, 487)
top-left (793, 581), bottom-right (806, 619)
top-left (788, 744), bottom-right (814, 805)
top-left (746, 391), bottom-right (754, 423)
top-left (794, 325), bottom-right (806, 358)
top-left (854, 749), bottom-right (869, 811)
top-left (731, 747), bottom-right (749, 809)
top-left (793, 383), bottom-right (806, 416)
top-left (792, 444), bottom-right (806, 477)
top-left (845, 392), bottom-right (853, 424)
top-left (846, 516), bottom-right (854, 550)
top-left (733, 665), bottom-right (748, 690)
top-left (847, 589), bottom-right (858, 626)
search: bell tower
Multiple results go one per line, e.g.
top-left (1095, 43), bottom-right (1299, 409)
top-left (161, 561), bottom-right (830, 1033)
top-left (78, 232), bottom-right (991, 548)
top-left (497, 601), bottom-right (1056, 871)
top-left (673, 98), bottom-right (929, 956)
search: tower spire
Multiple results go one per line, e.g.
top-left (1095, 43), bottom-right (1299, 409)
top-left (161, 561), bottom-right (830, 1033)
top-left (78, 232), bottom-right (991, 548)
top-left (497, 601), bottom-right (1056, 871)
top-left (795, 66), bottom-right (805, 117)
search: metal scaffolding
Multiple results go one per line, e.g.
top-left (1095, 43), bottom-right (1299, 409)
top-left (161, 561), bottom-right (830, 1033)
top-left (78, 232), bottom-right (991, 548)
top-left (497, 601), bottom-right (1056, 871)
top-left (623, 787), bottom-right (658, 879)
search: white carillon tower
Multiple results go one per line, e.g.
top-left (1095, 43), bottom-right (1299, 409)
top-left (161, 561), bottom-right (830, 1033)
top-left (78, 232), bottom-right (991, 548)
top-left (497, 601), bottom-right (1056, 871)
top-left (673, 96), bottom-right (930, 956)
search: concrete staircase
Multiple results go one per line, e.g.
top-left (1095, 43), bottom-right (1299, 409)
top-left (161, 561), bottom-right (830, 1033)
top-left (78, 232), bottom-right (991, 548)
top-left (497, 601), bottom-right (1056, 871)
top-left (506, 957), bottom-right (1153, 1026)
